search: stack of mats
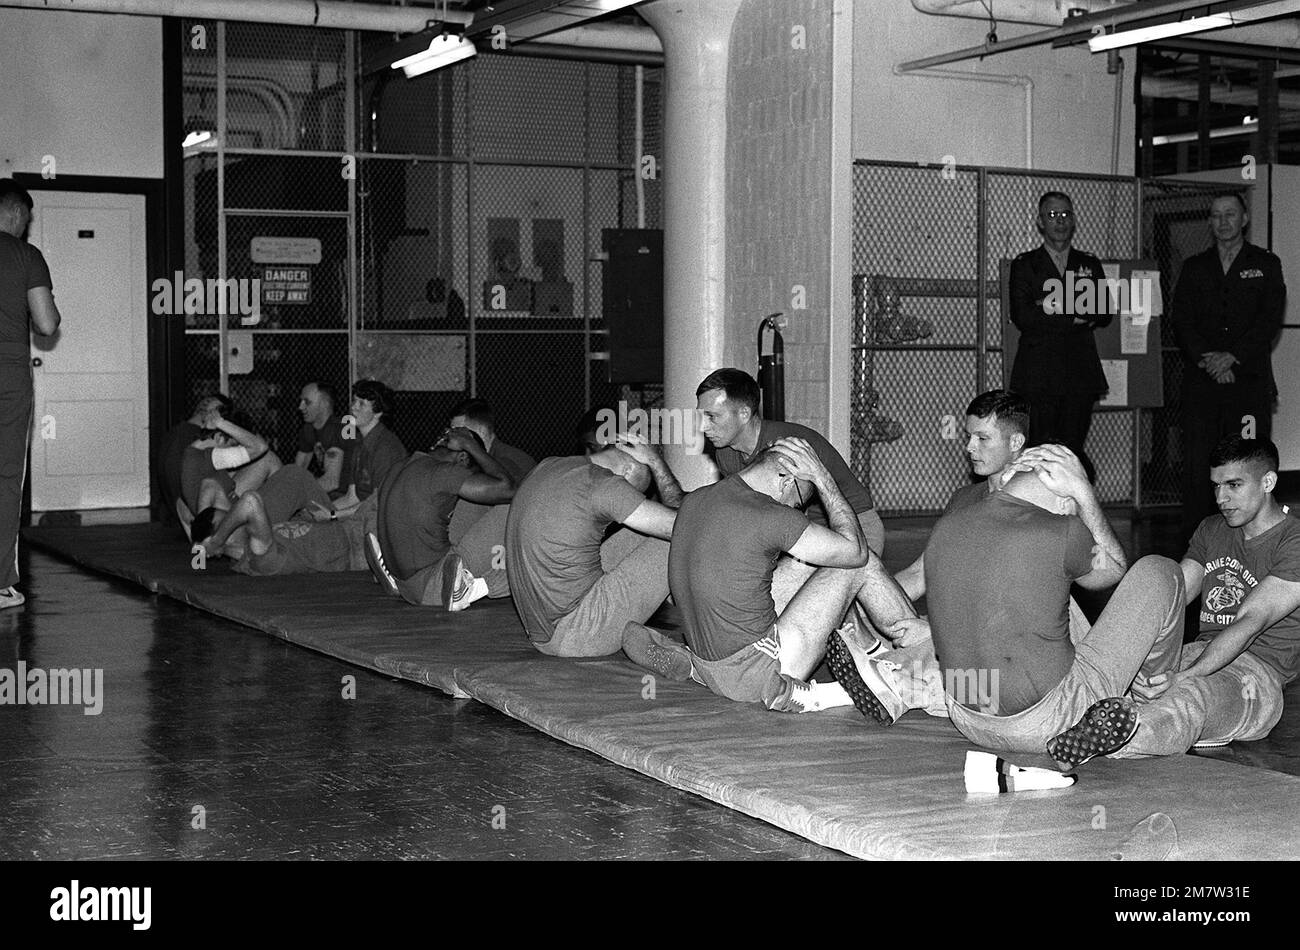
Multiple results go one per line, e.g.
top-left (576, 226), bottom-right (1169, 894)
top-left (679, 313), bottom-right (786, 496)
top-left (25, 523), bottom-right (1300, 860)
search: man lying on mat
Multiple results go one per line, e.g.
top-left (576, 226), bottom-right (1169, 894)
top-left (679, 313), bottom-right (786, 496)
top-left (505, 438), bottom-right (682, 658)
top-left (622, 437), bottom-right (917, 718)
top-left (190, 464), bottom-right (366, 576)
top-left (923, 444), bottom-right (1195, 771)
top-left (1121, 437), bottom-right (1300, 757)
top-left (367, 427), bottom-right (516, 611)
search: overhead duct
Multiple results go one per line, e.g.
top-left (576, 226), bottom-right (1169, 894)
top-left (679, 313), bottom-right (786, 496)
top-left (0, 0), bottom-right (472, 32)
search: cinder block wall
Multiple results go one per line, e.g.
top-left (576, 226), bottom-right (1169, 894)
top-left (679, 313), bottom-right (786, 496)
top-left (725, 0), bottom-right (835, 436)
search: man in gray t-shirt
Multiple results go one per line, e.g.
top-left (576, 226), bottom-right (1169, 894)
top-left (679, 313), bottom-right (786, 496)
top-left (1, 180), bottom-right (61, 610)
top-left (506, 444), bottom-right (680, 657)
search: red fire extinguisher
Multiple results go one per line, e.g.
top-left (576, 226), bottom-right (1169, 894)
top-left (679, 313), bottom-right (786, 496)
top-left (757, 313), bottom-right (785, 422)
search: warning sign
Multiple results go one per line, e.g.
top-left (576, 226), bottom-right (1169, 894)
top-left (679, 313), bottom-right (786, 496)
top-left (262, 267), bottom-right (311, 305)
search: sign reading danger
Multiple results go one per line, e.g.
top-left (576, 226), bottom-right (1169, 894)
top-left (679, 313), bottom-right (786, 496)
top-left (262, 267), bottom-right (311, 305)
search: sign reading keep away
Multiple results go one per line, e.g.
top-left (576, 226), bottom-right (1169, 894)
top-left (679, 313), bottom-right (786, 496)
top-left (262, 267), bottom-right (311, 305)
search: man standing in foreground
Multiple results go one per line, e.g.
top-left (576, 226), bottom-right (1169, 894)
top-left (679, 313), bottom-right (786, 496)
top-left (0, 180), bottom-right (61, 609)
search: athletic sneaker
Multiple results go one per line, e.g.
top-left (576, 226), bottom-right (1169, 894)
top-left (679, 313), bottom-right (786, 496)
top-left (443, 557), bottom-right (489, 612)
top-left (622, 621), bottom-right (693, 681)
top-left (364, 532), bottom-right (400, 597)
top-left (825, 629), bottom-right (905, 725)
top-left (0, 587), bottom-right (25, 610)
top-left (1047, 697), bottom-right (1139, 772)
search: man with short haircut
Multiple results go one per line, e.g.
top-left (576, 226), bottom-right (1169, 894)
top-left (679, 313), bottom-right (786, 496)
top-left (0, 179), bottom-right (61, 609)
top-left (295, 381), bottom-right (354, 495)
top-left (696, 368), bottom-right (885, 555)
top-left (371, 427), bottom-right (516, 610)
top-left (507, 440), bottom-right (682, 658)
top-left (894, 389), bottom-right (1029, 603)
top-left (332, 379), bottom-right (406, 515)
top-left (1173, 193), bottom-right (1286, 540)
top-left (1122, 437), bottom-right (1300, 755)
top-left (445, 397), bottom-right (536, 542)
top-left (624, 438), bottom-right (917, 718)
top-left (924, 444), bottom-right (1196, 772)
top-left (1008, 191), bottom-right (1112, 477)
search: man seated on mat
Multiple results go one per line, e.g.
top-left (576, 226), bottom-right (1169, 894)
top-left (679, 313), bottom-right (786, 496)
top-left (622, 437), bottom-right (917, 718)
top-left (189, 460), bottom-right (366, 575)
top-left (505, 437), bottom-right (682, 658)
top-left (696, 367), bottom-right (885, 556)
top-left (923, 443), bottom-right (1198, 772)
top-left (179, 410), bottom-right (280, 537)
top-left (367, 427), bottom-right (516, 611)
top-left (884, 388), bottom-right (1091, 717)
top-left (329, 378), bottom-right (407, 518)
top-left (445, 397), bottom-right (537, 578)
top-left (159, 392), bottom-right (231, 534)
top-left (295, 380), bottom-right (355, 497)
top-left (1118, 437), bottom-right (1300, 757)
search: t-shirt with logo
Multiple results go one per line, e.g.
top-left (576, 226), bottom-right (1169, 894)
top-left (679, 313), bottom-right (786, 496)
top-left (376, 453), bottom-right (469, 581)
top-left (669, 474), bottom-right (811, 663)
top-left (1186, 508), bottom-right (1300, 684)
top-left (506, 456), bottom-right (649, 644)
top-left (297, 416), bottom-right (356, 484)
top-left (708, 418), bottom-right (874, 523)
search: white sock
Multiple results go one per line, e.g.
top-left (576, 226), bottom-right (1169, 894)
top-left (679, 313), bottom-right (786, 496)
top-left (963, 750), bottom-right (1077, 793)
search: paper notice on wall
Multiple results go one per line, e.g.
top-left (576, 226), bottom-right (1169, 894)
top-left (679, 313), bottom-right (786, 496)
top-left (1100, 359), bottom-right (1128, 407)
top-left (1131, 269), bottom-right (1162, 323)
top-left (1120, 313), bottom-right (1149, 355)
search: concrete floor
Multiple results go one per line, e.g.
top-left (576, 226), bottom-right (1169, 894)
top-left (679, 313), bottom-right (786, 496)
top-left (2, 507), bottom-right (1296, 860)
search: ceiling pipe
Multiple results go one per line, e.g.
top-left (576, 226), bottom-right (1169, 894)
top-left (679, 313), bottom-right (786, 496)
top-left (508, 21), bottom-right (663, 64)
top-left (892, 65), bottom-right (1034, 166)
top-left (0, 0), bottom-right (472, 32)
top-left (912, 0), bottom-right (1133, 27)
top-left (912, 0), bottom-right (1300, 51)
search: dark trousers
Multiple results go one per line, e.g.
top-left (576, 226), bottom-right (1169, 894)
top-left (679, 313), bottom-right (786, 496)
top-left (1026, 391), bottom-right (1098, 482)
top-left (1, 369), bottom-right (33, 589)
top-left (1180, 371), bottom-right (1273, 541)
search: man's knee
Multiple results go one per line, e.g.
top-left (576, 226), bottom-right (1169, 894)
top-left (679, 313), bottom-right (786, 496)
top-left (1126, 554), bottom-right (1184, 600)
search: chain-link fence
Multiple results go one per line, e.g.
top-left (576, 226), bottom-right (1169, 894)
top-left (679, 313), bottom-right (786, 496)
top-left (182, 20), bottom-right (662, 463)
top-left (852, 159), bottom-right (1238, 515)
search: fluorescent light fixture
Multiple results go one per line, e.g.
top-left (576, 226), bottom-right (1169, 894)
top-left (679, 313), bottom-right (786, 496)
top-left (1148, 120), bottom-right (1257, 146)
top-left (182, 129), bottom-right (213, 149)
top-left (393, 33), bottom-right (476, 78)
top-left (1089, 0), bottom-right (1300, 51)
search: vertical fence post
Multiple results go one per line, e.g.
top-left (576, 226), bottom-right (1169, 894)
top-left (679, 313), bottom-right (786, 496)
top-left (345, 29), bottom-right (358, 391)
top-left (217, 20), bottom-right (228, 396)
top-left (976, 167), bottom-right (988, 395)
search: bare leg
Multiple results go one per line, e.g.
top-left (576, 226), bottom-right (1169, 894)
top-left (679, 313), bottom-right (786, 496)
top-left (233, 450), bottom-right (283, 496)
top-left (203, 491), bottom-right (273, 558)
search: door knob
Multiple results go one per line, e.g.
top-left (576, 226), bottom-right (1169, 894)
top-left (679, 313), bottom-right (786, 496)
top-left (31, 357), bottom-right (42, 367)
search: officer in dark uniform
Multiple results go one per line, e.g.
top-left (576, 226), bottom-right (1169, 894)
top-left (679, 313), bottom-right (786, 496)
top-left (1009, 191), bottom-right (1112, 479)
top-left (1173, 192), bottom-right (1286, 540)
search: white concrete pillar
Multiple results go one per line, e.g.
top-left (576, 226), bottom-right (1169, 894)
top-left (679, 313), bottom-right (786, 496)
top-left (640, 0), bottom-right (745, 489)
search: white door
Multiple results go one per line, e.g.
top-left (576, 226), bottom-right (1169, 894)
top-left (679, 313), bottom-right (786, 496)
top-left (27, 191), bottom-right (149, 511)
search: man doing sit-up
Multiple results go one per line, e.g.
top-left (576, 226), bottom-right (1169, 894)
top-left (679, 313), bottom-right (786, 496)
top-left (506, 438), bottom-right (682, 657)
top-left (369, 427), bottom-right (516, 610)
top-left (623, 438), bottom-right (917, 718)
